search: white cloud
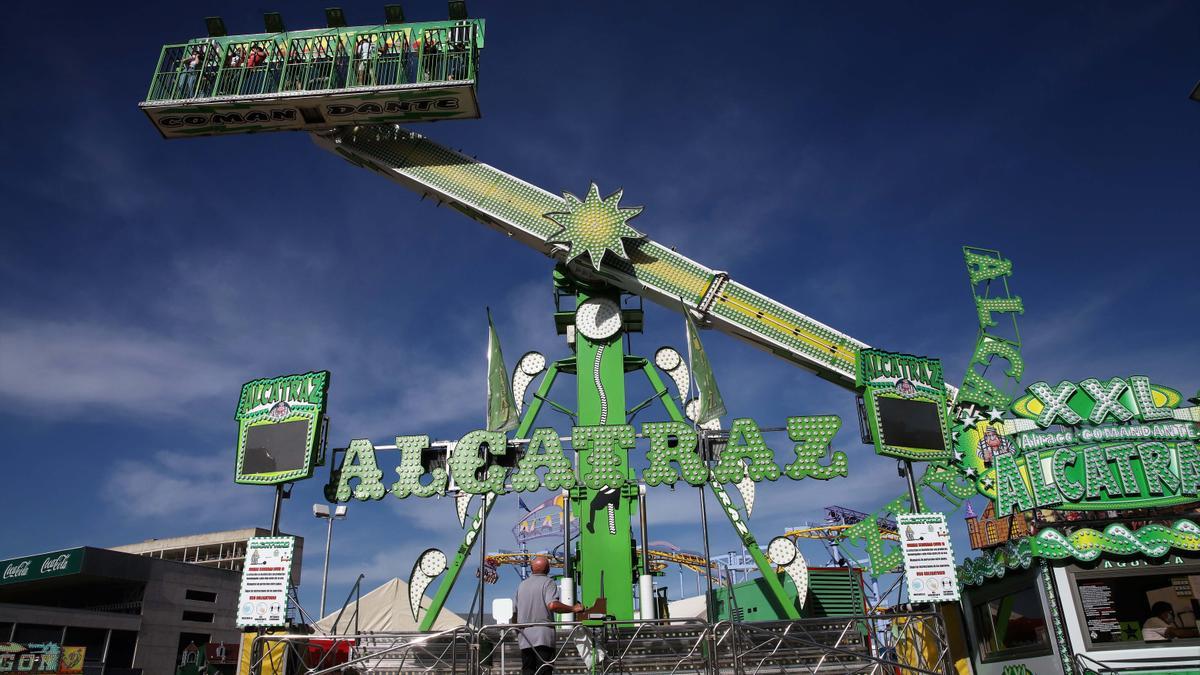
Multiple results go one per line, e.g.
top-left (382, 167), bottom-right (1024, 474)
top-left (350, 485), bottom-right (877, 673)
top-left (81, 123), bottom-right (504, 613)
top-left (325, 542), bottom-right (432, 587)
top-left (102, 449), bottom-right (258, 521)
top-left (386, 492), bottom-right (472, 533)
top-left (0, 319), bottom-right (243, 418)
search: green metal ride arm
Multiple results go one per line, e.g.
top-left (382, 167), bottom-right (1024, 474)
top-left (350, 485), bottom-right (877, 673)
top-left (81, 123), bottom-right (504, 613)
top-left (311, 127), bottom-right (868, 390)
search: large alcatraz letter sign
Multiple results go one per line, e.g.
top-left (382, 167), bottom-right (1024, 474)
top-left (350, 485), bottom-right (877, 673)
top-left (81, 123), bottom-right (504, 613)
top-left (959, 247), bottom-right (1024, 410)
top-left (235, 371), bottom-right (330, 485)
top-left (333, 416), bottom-right (849, 501)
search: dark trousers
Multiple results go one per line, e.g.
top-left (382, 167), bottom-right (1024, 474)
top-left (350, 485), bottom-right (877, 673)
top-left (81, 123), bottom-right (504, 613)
top-left (521, 646), bottom-right (555, 675)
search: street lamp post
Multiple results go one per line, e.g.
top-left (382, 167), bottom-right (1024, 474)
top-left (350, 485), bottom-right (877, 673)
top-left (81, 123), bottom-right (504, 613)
top-left (313, 503), bottom-right (347, 618)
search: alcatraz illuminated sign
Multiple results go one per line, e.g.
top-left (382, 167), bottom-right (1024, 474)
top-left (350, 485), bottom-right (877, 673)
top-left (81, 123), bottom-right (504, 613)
top-left (856, 349), bottom-right (951, 461)
top-left (984, 376), bottom-right (1200, 516)
top-left (234, 371), bottom-right (330, 485)
top-left (330, 416), bottom-right (848, 501)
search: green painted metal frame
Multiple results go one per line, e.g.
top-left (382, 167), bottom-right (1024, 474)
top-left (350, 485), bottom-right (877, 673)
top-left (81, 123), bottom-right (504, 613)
top-left (639, 358), bottom-right (800, 619)
top-left (417, 285), bottom-right (803, 627)
top-left (572, 286), bottom-right (636, 621)
top-left (311, 127), bottom-right (871, 390)
top-left (144, 20), bottom-right (482, 103)
top-left (417, 360), bottom-right (561, 631)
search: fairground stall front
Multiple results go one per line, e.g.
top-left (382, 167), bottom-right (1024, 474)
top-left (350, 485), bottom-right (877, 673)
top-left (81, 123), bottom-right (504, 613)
top-left (958, 382), bottom-right (1199, 674)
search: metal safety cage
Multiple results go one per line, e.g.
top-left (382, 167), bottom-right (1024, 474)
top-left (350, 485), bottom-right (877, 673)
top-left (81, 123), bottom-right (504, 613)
top-left (143, 19), bottom-right (483, 109)
top-left (145, 40), bottom-right (225, 102)
top-left (280, 34), bottom-right (353, 93)
top-left (212, 37), bottom-right (289, 98)
top-left (415, 22), bottom-right (478, 84)
top-left (347, 29), bottom-right (414, 87)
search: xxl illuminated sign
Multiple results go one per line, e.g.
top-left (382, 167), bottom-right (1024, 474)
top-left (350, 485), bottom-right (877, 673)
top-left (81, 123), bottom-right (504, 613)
top-left (978, 376), bottom-right (1200, 516)
top-left (329, 417), bottom-right (848, 501)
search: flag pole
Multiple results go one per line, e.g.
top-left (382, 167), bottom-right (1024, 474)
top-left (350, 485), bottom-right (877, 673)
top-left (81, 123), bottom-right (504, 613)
top-left (684, 301), bottom-right (718, 625)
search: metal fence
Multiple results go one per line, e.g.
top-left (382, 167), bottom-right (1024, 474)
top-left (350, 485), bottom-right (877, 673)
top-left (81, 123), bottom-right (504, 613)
top-left (144, 24), bottom-right (478, 103)
top-left (246, 611), bottom-right (952, 675)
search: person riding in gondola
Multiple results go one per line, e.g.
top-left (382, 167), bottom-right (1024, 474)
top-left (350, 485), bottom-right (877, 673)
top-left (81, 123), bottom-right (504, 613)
top-left (355, 36), bottom-right (373, 86)
top-left (420, 31), bottom-right (441, 82)
top-left (179, 46), bottom-right (202, 98)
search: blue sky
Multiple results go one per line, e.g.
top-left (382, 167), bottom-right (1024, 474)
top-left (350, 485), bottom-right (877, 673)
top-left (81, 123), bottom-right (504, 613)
top-left (1, 1), bottom-right (1197, 618)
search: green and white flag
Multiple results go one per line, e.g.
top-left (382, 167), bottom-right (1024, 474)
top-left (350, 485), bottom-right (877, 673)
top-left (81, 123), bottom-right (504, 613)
top-left (685, 311), bottom-right (727, 426)
top-left (486, 309), bottom-right (519, 433)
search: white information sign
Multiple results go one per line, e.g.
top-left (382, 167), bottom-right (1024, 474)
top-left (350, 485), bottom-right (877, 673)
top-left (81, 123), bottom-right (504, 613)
top-left (236, 536), bottom-right (296, 627)
top-left (897, 513), bottom-right (960, 603)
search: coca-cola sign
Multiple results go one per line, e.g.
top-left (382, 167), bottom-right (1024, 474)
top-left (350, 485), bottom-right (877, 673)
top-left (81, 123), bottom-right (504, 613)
top-left (39, 554), bottom-right (71, 574)
top-left (2, 561), bottom-right (29, 580)
top-left (0, 549), bottom-right (83, 586)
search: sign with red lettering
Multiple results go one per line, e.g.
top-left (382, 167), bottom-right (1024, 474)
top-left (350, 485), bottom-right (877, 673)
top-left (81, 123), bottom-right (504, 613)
top-left (236, 537), bottom-right (295, 627)
top-left (898, 513), bottom-right (959, 602)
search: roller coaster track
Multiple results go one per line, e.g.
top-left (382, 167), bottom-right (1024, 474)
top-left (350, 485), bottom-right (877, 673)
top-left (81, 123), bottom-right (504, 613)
top-left (486, 548), bottom-right (722, 577)
top-left (784, 524), bottom-right (900, 543)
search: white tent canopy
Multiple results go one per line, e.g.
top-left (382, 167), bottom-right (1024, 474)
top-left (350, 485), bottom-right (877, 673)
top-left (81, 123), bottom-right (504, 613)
top-left (667, 594), bottom-right (709, 620)
top-left (314, 577), bottom-right (466, 633)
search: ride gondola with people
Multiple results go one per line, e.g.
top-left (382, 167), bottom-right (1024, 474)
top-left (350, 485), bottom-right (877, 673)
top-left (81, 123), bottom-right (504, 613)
top-left (139, 5), bottom-right (483, 139)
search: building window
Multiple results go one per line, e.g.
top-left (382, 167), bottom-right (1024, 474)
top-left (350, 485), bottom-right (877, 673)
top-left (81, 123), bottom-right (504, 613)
top-left (106, 630), bottom-right (138, 669)
top-left (185, 589), bottom-right (217, 603)
top-left (181, 610), bottom-right (214, 623)
top-left (970, 571), bottom-right (1052, 662)
top-left (1067, 555), bottom-right (1200, 648)
top-left (12, 624), bottom-right (64, 644)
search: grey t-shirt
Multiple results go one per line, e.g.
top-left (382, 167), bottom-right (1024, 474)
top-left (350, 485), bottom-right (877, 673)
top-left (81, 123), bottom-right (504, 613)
top-left (515, 574), bottom-right (558, 649)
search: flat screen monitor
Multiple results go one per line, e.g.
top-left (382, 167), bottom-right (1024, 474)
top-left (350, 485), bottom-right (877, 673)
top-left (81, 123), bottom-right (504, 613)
top-left (875, 397), bottom-right (946, 453)
top-left (242, 419), bottom-right (312, 475)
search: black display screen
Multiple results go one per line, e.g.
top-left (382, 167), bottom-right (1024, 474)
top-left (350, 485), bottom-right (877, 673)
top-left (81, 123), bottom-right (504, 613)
top-left (242, 420), bottom-right (311, 474)
top-left (876, 397), bottom-right (946, 452)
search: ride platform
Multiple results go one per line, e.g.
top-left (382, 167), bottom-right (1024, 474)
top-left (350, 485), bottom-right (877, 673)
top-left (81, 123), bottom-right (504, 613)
top-left (139, 17), bottom-right (484, 139)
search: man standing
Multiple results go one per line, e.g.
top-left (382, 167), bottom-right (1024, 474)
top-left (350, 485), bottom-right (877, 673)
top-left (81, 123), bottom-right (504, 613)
top-left (515, 555), bottom-right (581, 675)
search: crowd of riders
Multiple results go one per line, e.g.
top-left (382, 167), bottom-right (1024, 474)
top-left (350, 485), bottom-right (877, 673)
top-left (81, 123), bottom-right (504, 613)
top-left (154, 22), bottom-right (474, 101)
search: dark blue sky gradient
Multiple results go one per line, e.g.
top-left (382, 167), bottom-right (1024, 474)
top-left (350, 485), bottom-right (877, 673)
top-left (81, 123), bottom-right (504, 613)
top-left (0, 2), bottom-right (1197, 614)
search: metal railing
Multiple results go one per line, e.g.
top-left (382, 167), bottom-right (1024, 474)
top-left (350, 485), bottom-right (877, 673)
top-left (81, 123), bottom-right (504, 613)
top-left (143, 24), bottom-right (478, 104)
top-left (145, 41), bottom-right (224, 101)
top-left (1073, 651), bottom-right (1200, 675)
top-left (247, 611), bottom-right (952, 674)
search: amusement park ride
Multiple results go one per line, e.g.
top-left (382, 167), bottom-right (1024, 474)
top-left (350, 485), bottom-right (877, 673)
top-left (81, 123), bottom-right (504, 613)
top-left (144, 6), bottom-right (1200, 674)
top-left (158, 3), bottom-right (909, 625)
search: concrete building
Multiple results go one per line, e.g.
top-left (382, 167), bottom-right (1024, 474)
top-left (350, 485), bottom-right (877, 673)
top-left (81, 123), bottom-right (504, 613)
top-left (0, 531), bottom-right (303, 674)
top-left (110, 528), bottom-right (303, 581)
top-left (0, 547), bottom-right (241, 674)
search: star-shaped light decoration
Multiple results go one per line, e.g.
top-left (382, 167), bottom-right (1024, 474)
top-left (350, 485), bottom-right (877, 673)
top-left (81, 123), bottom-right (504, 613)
top-left (544, 184), bottom-right (644, 271)
top-left (986, 407), bottom-right (1006, 422)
